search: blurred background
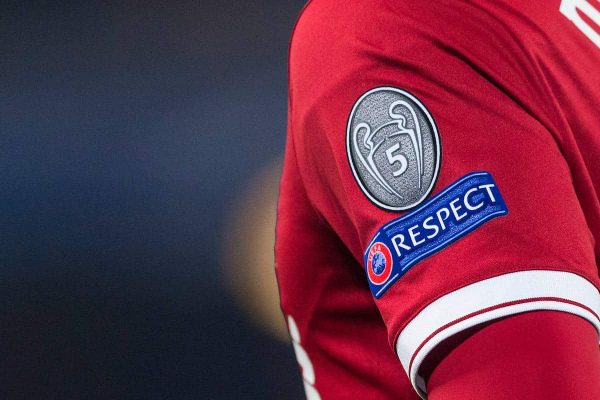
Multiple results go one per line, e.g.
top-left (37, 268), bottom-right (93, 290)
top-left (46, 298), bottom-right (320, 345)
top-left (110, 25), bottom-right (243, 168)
top-left (1, 1), bottom-right (306, 399)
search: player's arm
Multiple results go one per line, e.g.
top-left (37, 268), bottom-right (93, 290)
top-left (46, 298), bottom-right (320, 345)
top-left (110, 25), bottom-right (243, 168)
top-left (288, 2), bottom-right (600, 398)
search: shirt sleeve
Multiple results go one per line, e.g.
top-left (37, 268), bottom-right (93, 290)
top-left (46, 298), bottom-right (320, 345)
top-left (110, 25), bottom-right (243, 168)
top-left (288, 1), bottom-right (600, 397)
top-left (426, 311), bottom-right (600, 400)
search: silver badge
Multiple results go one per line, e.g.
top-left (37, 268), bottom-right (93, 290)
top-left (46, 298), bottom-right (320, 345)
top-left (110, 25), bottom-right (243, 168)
top-left (346, 87), bottom-right (441, 211)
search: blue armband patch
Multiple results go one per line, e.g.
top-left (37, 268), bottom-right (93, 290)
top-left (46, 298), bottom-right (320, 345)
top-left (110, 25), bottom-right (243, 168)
top-left (365, 171), bottom-right (508, 299)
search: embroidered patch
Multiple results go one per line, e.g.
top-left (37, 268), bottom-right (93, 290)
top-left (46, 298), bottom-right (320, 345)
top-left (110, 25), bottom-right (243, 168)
top-left (346, 87), bottom-right (441, 211)
top-left (364, 172), bottom-right (508, 298)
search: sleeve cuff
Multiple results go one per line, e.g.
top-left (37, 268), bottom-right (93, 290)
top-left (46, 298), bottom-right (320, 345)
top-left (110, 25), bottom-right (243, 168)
top-left (394, 270), bottom-right (600, 398)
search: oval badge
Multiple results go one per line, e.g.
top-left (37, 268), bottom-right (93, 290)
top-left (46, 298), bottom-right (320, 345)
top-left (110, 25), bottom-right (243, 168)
top-left (346, 87), bottom-right (441, 211)
top-left (367, 242), bottom-right (393, 286)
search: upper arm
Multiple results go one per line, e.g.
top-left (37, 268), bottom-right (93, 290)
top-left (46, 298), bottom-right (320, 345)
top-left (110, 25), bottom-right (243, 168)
top-left (288, 0), bottom-right (600, 396)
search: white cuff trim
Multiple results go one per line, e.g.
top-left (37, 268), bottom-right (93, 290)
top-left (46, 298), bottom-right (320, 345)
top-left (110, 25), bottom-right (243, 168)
top-left (394, 270), bottom-right (600, 398)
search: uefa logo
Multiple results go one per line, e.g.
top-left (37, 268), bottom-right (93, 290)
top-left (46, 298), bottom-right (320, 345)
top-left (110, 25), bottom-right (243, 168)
top-left (366, 242), bottom-right (393, 286)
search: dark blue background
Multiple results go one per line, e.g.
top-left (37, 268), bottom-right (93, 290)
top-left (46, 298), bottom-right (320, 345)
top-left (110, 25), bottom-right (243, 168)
top-left (1, 1), bottom-right (305, 398)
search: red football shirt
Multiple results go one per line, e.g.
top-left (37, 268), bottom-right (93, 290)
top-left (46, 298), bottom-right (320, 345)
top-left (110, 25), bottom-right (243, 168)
top-left (276, 0), bottom-right (600, 398)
